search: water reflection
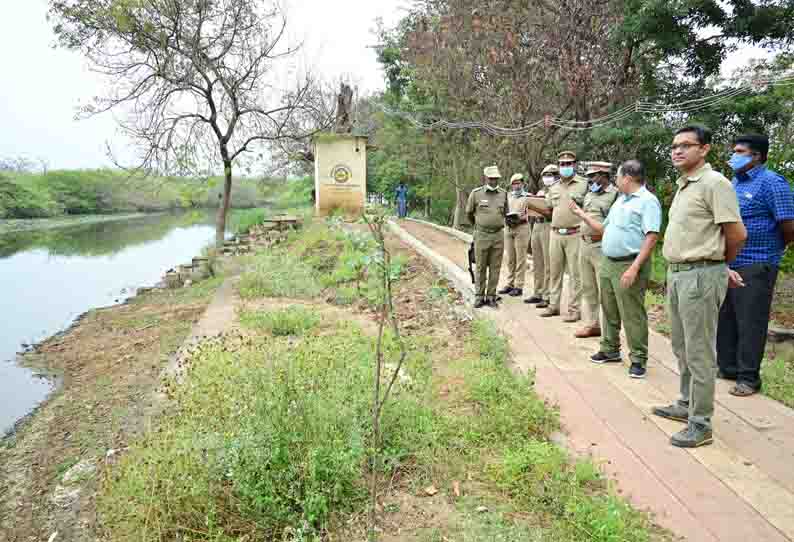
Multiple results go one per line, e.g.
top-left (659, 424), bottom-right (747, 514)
top-left (0, 211), bottom-right (223, 434)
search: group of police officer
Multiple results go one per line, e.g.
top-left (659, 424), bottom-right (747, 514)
top-left (466, 150), bottom-right (611, 337)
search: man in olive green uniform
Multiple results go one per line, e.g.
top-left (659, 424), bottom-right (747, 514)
top-left (575, 162), bottom-right (618, 338)
top-left (466, 165), bottom-right (509, 308)
top-left (499, 173), bottom-right (531, 297)
top-left (525, 164), bottom-right (558, 308)
top-left (653, 126), bottom-right (747, 448)
top-left (542, 151), bottom-right (588, 321)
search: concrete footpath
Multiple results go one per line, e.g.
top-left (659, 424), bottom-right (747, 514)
top-left (390, 218), bottom-right (794, 542)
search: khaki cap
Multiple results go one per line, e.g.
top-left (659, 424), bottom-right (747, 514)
top-left (510, 173), bottom-right (524, 183)
top-left (557, 150), bottom-right (577, 161)
top-left (483, 165), bottom-right (501, 178)
top-left (585, 161), bottom-right (613, 176)
top-left (541, 164), bottom-right (559, 175)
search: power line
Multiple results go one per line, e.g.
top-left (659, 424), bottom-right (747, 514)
top-left (376, 73), bottom-right (794, 136)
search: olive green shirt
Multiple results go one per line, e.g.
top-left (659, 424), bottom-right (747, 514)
top-left (546, 175), bottom-right (588, 228)
top-left (663, 163), bottom-right (743, 263)
top-left (466, 185), bottom-right (508, 233)
top-left (581, 185), bottom-right (618, 238)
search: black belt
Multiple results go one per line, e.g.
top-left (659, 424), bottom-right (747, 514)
top-left (476, 225), bottom-right (504, 234)
top-left (509, 220), bottom-right (529, 227)
top-left (607, 254), bottom-right (638, 262)
top-left (669, 260), bottom-right (724, 273)
top-left (534, 217), bottom-right (548, 224)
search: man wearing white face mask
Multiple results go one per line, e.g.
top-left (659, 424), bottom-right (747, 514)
top-left (525, 164), bottom-right (558, 307)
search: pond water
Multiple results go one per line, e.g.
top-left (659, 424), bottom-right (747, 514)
top-left (0, 211), bottom-right (225, 435)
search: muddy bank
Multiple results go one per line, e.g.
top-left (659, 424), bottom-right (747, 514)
top-left (0, 213), bottom-right (152, 235)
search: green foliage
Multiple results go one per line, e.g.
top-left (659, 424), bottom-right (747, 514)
top-left (239, 306), bottom-right (321, 336)
top-left (229, 208), bottom-right (267, 234)
top-left (238, 251), bottom-right (322, 299)
top-left (0, 169), bottom-right (269, 219)
top-left (761, 357), bottom-right (794, 409)
top-left (98, 318), bottom-right (436, 540)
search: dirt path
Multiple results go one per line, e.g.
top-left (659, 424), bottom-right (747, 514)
top-left (394, 218), bottom-right (794, 542)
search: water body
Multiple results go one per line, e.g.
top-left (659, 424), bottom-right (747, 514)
top-left (0, 211), bottom-right (225, 435)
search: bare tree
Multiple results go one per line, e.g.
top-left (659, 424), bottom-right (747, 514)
top-left (49, 0), bottom-right (334, 245)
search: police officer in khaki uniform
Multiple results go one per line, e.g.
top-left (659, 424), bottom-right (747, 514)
top-left (575, 162), bottom-right (618, 338)
top-left (525, 164), bottom-right (558, 308)
top-left (542, 151), bottom-right (588, 320)
top-left (499, 173), bottom-right (531, 297)
top-left (466, 165), bottom-right (509, 308)
top-left (652, 125), bottom-right (747, 448)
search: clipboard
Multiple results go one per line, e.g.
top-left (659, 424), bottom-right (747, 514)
top-left (526, 196), bottom-right (549, 218)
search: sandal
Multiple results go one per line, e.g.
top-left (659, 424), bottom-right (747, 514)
top-left (729, 383), bottom-right (758, 397)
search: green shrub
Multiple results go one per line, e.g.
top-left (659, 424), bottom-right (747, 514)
top-left (229, 208), bottom-right (267, 234)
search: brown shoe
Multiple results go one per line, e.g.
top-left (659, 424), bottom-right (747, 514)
top-left (562, 312), bottom-right (581, 323)
top-left (540, 308), bottom-right (560, 318)
top-left (574, 326), bottom-right (601, 338)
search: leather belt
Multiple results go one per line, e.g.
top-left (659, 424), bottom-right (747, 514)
top-left (607, 254), bottom-right (638, 262)
top-left (553, 226), bottom-right (580, 235)
top-left (669, 260), bottom-right (724, 273)
top-left (477, 225), bottom-right (504, 234)
top-left (582, 234), bottom-right (603, 243)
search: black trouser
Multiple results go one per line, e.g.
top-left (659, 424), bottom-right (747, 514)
top-left (717, 263), bottom-right (779, 389)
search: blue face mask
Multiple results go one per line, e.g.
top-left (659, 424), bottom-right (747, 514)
top-left (728, 153), bottom-right (753, 172)
top-left (560, 166), bottom-right (575, 178)
top-left (589, 182), bottom-right (602, 193)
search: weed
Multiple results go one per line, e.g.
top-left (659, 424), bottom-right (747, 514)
top-left (761, 357), bottom-right (794, 408)
top-left (239, 306), bottom-right (321, 336)
top-left (238, 250), bottom-right (322, 299)
top-left (98, 321), bottom-right (436, 541)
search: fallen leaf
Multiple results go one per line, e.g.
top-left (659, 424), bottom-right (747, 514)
top-left (423, 485), bottom-right (438, 496)
top-left (453, 481), bottom-right (461, 497)
top-left (476, 505), bottom-right (488, 513)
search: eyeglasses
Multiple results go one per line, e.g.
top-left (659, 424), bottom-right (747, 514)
top-left (670, 143), bottom-right (702, 152)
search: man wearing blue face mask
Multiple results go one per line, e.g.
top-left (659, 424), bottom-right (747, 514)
top-left (540, 151), bottom-right (588, 321)
top-left (717, 133), bottom-right (794, 397)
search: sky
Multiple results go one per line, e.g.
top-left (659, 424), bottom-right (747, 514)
top-left (0, 0), bottom-right (774, 170)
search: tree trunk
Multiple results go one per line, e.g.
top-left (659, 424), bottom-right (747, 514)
top-left (452, 169), bottom-right (463, 229)
top-left (216, 160), bottom-right (233, 247)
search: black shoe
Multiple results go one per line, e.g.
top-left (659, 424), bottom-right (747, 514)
top-left (497, 285), bottom-right (514, 295)
top-left (629, 363), bottom-right (646, 379)
top-left (509, 288), bottom-right (523, 297)
top-left (485, 297), bottom-right (499, 308)
top-left (474, 298), bottom-right (486, 309)
top-left (671, 423), bottom-right (713, 448)
top-left (651, 403), bottom-right (689, 423)
top-left (590, 351), bottom-right (621, 364)
top-left (536, 301), bottom-right (549, 309)
top-left (524, 296), bottom-right (542, 304)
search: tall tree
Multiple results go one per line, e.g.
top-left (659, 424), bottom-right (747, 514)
top-left (49, 0), bottom-right (332, 245)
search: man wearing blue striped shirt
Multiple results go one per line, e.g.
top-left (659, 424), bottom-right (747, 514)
top-left (717, 134), bottom-right (794, 397)
top-left (570, 160), bottom-right (662, 379)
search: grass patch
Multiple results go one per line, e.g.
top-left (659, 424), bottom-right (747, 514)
top-left (238, 251), bottom-right (322, 299)
top-left (98, 316), bottom-right (436, 541)
top-left (239, 306), bottom-right (321, 336)
top-left (762, 357), bottom-right (794, 408)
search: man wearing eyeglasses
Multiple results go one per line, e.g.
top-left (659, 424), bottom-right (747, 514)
top-left (716, 134), bottom-right (794, 398)
top-left (652, 125), bottom-right (747, 448)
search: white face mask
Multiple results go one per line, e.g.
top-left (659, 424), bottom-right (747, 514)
top-left (542, 176), bottom-right (557, 186)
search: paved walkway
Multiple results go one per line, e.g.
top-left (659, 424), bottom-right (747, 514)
top-left (391, 219), bottom-right (794, 542)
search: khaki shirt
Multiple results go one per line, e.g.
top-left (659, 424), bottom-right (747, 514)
top-left (466, 185), bottom-right (508, 232)
top-left (507, 191), bottom-right (531, 220)
top-left (663, 163), bottom-right (743, 263)
top-left (581, 185), bottom-right (618, 238)
top-left (546, 175), bottom-right (588, 228)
